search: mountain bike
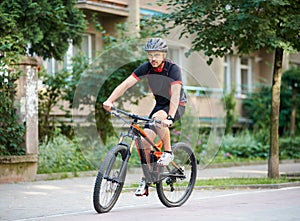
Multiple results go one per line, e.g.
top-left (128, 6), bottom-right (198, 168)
top-left (93, 107), bottom-right (197, 213)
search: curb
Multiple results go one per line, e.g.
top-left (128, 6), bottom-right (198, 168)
top-left (35, 170), bottom-right (98, 181)
top-left (35, 160), bottom-right (300, 181)
top-left (122, 181), bottom-right (300, 193)
top-left (203, 159), bottom-right (300, 169)
top-left (193, 181), bottom-right (300, 190)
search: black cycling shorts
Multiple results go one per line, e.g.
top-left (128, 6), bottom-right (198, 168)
top-left (145, 104), bottom-right (185, 130)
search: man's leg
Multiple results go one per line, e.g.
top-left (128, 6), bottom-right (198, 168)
top-left (141, 128), bottom-right (157, 164)
top-left (151, 110), bottom-right (171, 152)
top-left (135, 128), bottom-right (156, 197)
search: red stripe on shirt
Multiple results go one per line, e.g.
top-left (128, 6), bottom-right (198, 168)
top-left (131, 72), bottom-right (140, 81)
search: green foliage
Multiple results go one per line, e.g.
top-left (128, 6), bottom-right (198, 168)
top-left (0, 0), bottom-right (86, 153)
top-left (171, 120), bottom-right (212, 165)
top-left (156, 0), bottom-right (300, 63)
top-left (0, 60), bottom-right (25, 155)
top-left (154, 0), bottom-right (300, 178)
top-left (38, 20), bottom-right (159, 144)
top-left (223, 89), bottom-right (237, 134)
top-left (279, 136), bottom-right (300, 159)
top-left (281, 67), bottom-right (300, 135)
top-left (38, 67), bottom-right (72, 142)
top-left (38, 53), bottom-right (90, 143)
top-left (195, 177), bottom-right (297, 187)
top-left (243, 84), bottom-right (271, 144)
top-left (282, 67), bottom-right (300, 86)
top-left (243, 77), bottom-right (300, 140)
top-left (0, 0), bottom-right (86, 60)
top-left (220, 131), bottom-right (300, 160)
top-left (221, 131), bottom-right (269, 159)
top-left (37, 130), bottom-right (143, 173)
top-left (37, 130), bottom-right (93, 174)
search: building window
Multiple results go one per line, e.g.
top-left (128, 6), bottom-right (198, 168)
top-left (73, 34), bottom-right (95, 63)
top-left (45, 33), bottom-right (95, 75)
top-left (236, 57), bottom-right (252, 97)
top-left (224, 55), bottom-right (231, 93)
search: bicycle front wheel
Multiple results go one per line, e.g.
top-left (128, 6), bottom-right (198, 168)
top-left (93, 144), bottom-right (128, 213)
top-left (156, 142), bottom-right (197, 207)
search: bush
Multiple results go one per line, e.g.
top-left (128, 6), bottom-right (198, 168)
top-left (220, 132), bottom-right (300, 161)
top-left (0, 61), bottom-right (25, 156)
top-left (279, 136), bottom-right (300, 159)
top-left (220, 131), bottom-right (269, 159)
top-left (37, 129), bottom-right (145, 174)
top-left (223, 89), bottom-right (237, 134)
top-left (38, 132), bottom-right (93, 174)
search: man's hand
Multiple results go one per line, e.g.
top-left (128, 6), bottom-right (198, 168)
top-left (103, 100), bottom-right (113, 112)
top-left (162, 119), bottom-right (173, 127)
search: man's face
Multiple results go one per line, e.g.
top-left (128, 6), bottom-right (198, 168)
top-left (147, 51), bottom-right (166, 68)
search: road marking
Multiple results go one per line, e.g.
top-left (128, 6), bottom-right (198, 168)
top-left (12, 210), bottom-right (94, 221)
top-left (192, 186), bottom-right (300, 201)
top-left (12, 186), bottom-right (300, 221)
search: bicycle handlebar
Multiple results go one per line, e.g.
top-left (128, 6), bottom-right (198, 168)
top-left (110, 107), bottom-right (162, 125)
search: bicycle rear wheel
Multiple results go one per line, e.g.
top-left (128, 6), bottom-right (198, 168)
top-left (93, 144), bottom-right (128, 213)
top-left (156, 142), bottom-right (197, 207)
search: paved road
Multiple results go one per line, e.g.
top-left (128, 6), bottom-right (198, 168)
top-left (3, 186), bottom-right (300, 221)
top-left (1, 162), bottom-right (300, 221)
top-left (46, 187), bottom-right (300, 221)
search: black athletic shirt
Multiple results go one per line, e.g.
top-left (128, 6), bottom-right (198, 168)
top-left (132, 60), bottom-right (187, 106)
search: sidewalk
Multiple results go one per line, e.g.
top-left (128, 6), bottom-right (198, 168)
top-left (1, 162), bottom-right (300, 221)
top-left (123, 160), bottom-right (300, 185)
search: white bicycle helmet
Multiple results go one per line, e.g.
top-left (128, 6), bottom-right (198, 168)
top-left (145, 38), bottom-right (168, 52)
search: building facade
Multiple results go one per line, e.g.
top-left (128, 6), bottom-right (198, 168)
top-left (43, 0), bottom-right (300, 126)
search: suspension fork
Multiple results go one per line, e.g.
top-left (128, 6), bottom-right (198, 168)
top-left (114, 135), bottom-right (136, 183)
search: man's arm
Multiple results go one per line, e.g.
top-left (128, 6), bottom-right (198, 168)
top-left (103, 75), bottom-right (138, 111)
top-left (168, 83), bottom-right (181, 118)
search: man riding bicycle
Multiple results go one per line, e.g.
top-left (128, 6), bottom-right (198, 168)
top-left (103, 38), bottom-right (187, 196)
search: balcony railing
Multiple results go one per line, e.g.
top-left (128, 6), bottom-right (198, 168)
top-left (184, 86), bottom-right (224, 98)
top-left (77, 0), bottom-right (127, 8)
top-left (77, 0), bottom-right (128, 16)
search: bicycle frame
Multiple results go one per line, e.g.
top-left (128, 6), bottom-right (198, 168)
top-left (117, 119), bottom-right (161, 183)
top-left (112, 108), bottom-right (181, 184)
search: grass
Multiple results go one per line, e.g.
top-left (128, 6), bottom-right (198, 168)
top-left (195, 177), bottom-right (299, 187)
top-left (125, 177), bottom-right (299, 189)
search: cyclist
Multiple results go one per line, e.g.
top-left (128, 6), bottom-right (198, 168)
top-left (103, 38), bottom-right (187, 196)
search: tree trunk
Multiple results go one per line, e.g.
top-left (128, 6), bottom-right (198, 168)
top-left (290, 86), bottom-right (297, 135)
top-left (268, 48), bottom-right (283, 179)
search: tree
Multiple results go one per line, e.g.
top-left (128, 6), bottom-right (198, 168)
top-left (281, 67), bottom-right (300, 135)
top-left (0, 0), bottom-right (86, 60)
top-left (0, 0), bottom-right (86, 154)
top-left (68, 23), bottom-right (148, 144)
top-left (155, 0), bottom-right (300, 178)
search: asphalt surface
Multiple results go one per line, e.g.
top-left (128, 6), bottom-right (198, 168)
top-left (1, 161), bottom-right (300, 221)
